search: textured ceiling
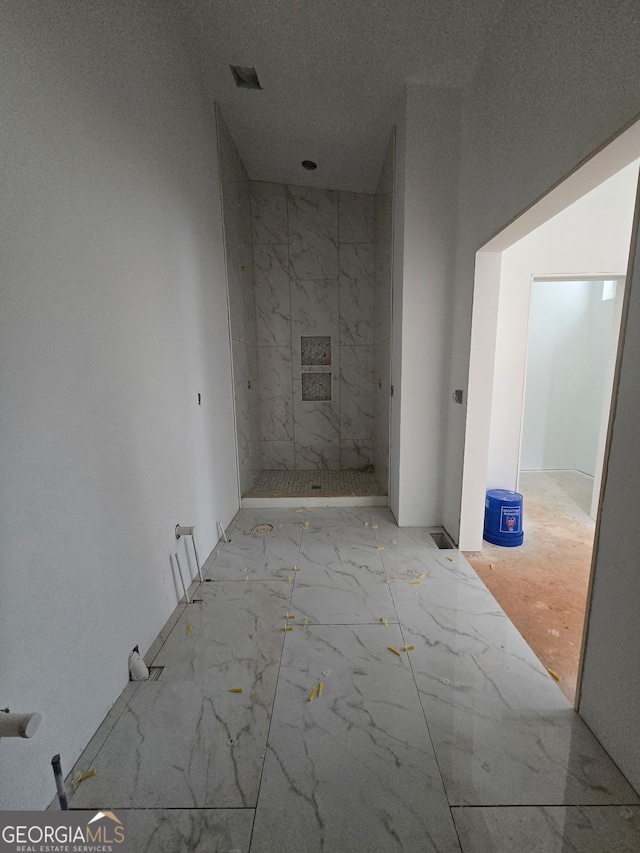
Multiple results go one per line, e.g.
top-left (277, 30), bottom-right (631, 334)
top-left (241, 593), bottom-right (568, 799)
top-left (184, 0), bottom-right (506, 192)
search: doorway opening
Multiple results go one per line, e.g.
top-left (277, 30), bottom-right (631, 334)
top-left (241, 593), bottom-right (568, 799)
top-left (460, 117), bottom-right (640, 703)
top-left (466, 275), bottom-right (626, 701)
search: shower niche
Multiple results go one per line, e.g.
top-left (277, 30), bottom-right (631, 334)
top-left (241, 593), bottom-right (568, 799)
top-left (301, 336), bottom-right (332, 402)
top-left (301, 335), bottom-right (332, 366)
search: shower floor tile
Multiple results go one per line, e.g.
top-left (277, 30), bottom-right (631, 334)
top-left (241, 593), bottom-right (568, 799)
top-left (245, 469), bottom-right (387, 497)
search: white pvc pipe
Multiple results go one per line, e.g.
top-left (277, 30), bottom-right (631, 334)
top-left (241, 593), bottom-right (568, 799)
top-left (191, 537), bottom-right (203, 583)
top-left (0, 712), bottom-right (41, 738)
top-left (175, 552), bottom-right (190, 604)
top-left (175, 524), bottom-right (203, 582)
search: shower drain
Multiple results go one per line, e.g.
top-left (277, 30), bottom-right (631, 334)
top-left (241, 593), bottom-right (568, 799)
top-left (251, 523), bottom-right (273, 535)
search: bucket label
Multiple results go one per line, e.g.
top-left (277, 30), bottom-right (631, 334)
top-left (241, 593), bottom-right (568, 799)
top-left (500, 505), bottom-right (521, 534)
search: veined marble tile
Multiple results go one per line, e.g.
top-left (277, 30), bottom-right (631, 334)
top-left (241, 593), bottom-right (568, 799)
top-left (258, 346), bottom-right (293, 441)
top-left (340, 439), bottom-right (374, 469)
top-left (291, 563), bottom-right (396, 624)
top-left (372, 335), bottom-right (391, 489)
top-left (379, 545), bottom-right (480, 581)
top-left (146, 601), bottom-right (189, 664)
top-left (304, 506), bottom-right (374, 526)
top-left (261, 439), bottom-right (295, 470)
top-left (391, 577), bottom-right (640, 806)
top-left (153, 581), bottom-right (290, 678)
top-left (288, 186), bottom-right (339, 280)
top-left (250, 625), bottom-right (461, 853)
top-left (70, 582), bottom-right (291, 810)
top-left (233, 507), bottom-right (308, 534)
top-left (69, 679), bottom-right (265, 809)
top-left (339, 243), bottom-right (374, 346)
top-left (250, 181), bottom-right (288, 244)
top-left (206, 524), bottom-right (302, 580)
top-left (452, 806), bottom-right (640, 853)
top-left (294, 435), bottom-right (341, 470)
top-left (297, 523), bottom-right (383, 572)
top-left (370, 518), bottom-right (440, 549)
top-left (227, 255), bottom-right (248, 341)
top-left (291, 279), bottom-right (339, 378)
top-left (338, 191), bottom-right (375, 244)
top-left (54, 682), bottom-right (142, 806)
top-left (236, 432), bottom-right (251, 482)
top-left (340, 345), bottom-right (374, 439)
top-left (289, 237), bottom-right (339, 281)
top-left (225, 509), bottom-right (243, 536)
top-left (242, 267), bottom-right (258, 348)
top-left (124, 808), bottom-right (254, 853)
top-left (339, 237), bottom-right (375, 280)
top-left (253, 244), bottom-right (291, 347)
top-left (293, 378), bottom-right (340, 439)
top-left (238, 455), bottom-right (256, 500)
top-left (390, 574), bottom-right (510, 643)
top-left (368, 506), bottom-right (398, 527)
top-left (368, 516), bottom-right (475, 580)
top-left (232, 341), bottom-right (253, 476)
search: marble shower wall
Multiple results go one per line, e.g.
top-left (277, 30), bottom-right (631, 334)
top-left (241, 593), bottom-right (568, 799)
top-left (216, 110), bottom-right (260, 494)
top-left (251, 182), bottom-right (376, 470)
top-left (373, 133), bottom-right (395, 491)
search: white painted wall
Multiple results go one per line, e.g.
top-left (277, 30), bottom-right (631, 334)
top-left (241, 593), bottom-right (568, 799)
top-left (0, 1), bottom-right (238, 808)
top-left (590, 280), bottom-right (626, 518)
top-left (444, 0), bottom-right (640, 546)
top-left (574, 282), bottom-right (621, 478)
top-left (486, 166), bottom-right (638, 501)
top-left (520, 280), bottom-right (593, 472)
top-left (391, 84), bottom-right (460, 526)
top-left (441, 0), bottom-right (640, 792)
top-left (373, 132), bottom-right (395, 492)
top-left (580, 191), bottom-right (640, 792)
top-left (520, 279), bottom-right (620, 478)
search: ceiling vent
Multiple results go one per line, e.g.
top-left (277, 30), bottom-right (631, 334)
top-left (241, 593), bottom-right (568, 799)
top-left (230, 65), bottom-right (262, 90)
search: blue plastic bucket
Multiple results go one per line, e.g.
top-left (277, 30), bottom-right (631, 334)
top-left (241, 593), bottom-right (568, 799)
top-left (483, 489), bottom-right (524, 547)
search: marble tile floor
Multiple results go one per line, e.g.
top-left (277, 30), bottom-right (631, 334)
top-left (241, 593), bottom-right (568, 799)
top-left (65, 507), bottom-right (640, 852)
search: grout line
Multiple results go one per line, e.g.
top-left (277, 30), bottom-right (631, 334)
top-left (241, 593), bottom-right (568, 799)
top-left (449, 803), bottom-right (640, 809)
top-left (286, 183), bottom-right (297, 471)
top-left (247, 507), bottom-right (306, 851)
top-left (70, 806), bottom-right (258, 811)
top-left (378, 524), bottom-right (456, 810)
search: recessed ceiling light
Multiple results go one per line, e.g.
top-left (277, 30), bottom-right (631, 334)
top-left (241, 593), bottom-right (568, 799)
top-left (302, 160), bottom-right (318, 170)
top-left (230, 65), bottom-right (262, 90)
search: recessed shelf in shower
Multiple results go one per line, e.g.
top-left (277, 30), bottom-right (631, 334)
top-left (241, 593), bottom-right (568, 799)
top-left (301, 336), bottom-right (331, 366)
top-left (302, 372), bottom-right (332, 402)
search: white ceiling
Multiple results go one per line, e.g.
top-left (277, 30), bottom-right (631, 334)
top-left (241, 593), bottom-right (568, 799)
top-left (184, 0), bottom-right (507, 192)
